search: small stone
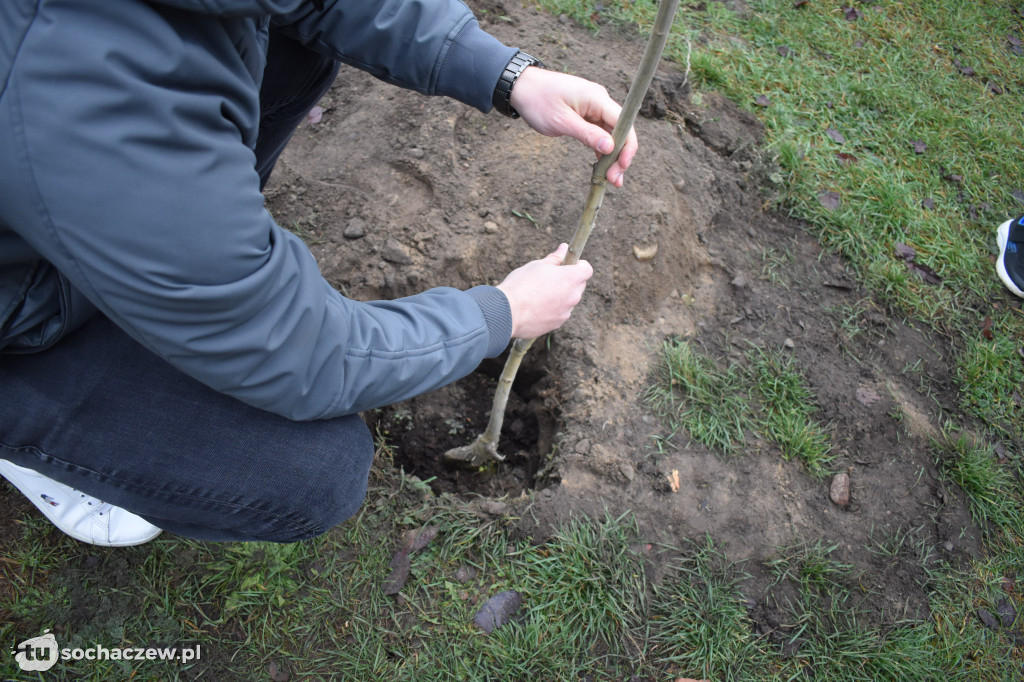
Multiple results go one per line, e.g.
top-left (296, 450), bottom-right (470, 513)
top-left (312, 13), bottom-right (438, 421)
top-left (633, 243), bottom-right (658, 261)
top-left (410, 147), bottom-right (425, 159)
top-left (484, 221), bottom-right (499, 234)
top-left (478, 207), bottom-right (490, 217)
top-left (829, 473), bottom-right (851, 507)
top-left (619, 461), bottom-right (635, 482)
top-left (343, 218), bottom-right (367, 239)
top-left (381, 238), bottom-right (414, 265)
top-left (783, 338), bottom-right (796, 349)
top-left (943, 541), bottom-right (954, 551)
top-left (575, 438), bottom-right (592, 455)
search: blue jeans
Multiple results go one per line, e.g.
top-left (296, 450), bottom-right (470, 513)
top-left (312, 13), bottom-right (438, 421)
top-left (0, 33), bottom-right (370, 543)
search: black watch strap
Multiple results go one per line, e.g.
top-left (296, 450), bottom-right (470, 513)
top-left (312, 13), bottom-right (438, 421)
top-left (492, 51), bottom-right (544, 119)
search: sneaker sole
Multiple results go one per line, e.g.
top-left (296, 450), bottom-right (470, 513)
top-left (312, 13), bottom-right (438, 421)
top-left (996, 219), bottom-right (1024, 298)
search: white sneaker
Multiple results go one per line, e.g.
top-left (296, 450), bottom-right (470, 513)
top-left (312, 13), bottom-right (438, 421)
top-left (0, 460), bottom-right (161, 547)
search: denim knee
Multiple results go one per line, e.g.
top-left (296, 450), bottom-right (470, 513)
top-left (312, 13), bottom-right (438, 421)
top-left (259, 416), bottom-right (376, 542)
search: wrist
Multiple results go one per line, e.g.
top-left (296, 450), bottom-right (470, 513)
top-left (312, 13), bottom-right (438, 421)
top-left (492, 51), bottom-right (544, 118)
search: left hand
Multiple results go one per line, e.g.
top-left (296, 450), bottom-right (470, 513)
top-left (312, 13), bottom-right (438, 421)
top-left (509, 67), bottom-right (638, 188)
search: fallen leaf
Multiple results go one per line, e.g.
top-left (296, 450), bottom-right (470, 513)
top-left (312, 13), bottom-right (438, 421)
top-left (988, 82), bottom-right (1003, 95)
top-left (981, 316), bottom-right (994, 340)
top-left (978, 608), bottom-right (999, 629)
top-left (474, 590), bottom-right (522, 634)
top-left (755, 94), bottom-right (771, 107)
top-left (382, 550), bottom-right (411, 595)
top-left (997, 599), bottom-right (1018, 627)
top-left (777, 45), bottom-right (792, 57)
top-left (818, 191), bottom-right (841, 210)
top-left (910, 140), bottom-right (927, 154)
top-left (921, 197), bottom-right (935, 210)
top-left (402, 525), bottom-right (439, 553)
top-left (1011, 189), bottom-right (1024, 206)
top-left (843, 6), bottom-right (863, 21)
top-left (943, 172), bottom-right (964, 185)
top-left (836, 152), bottom-right (858, 166)
top-left (825, 127), bottom-right (846, 144)
top-left (633, 243), bottom-right (659, 261)
top-left (794, 0), bottom-right (809, 7)
top-left (907, 261), bottom-right (942, 285)
top-left (895, 243), bottom-right (916, 261)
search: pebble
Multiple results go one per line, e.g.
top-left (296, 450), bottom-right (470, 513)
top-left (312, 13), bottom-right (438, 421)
top-left (343, 218), bottom-right (366, 239)
top-left (829, 472), bottom-right (851, 507)
top-left (484, 221), bottom-right (499, 234)
top-left (381, 238), bottom-right (413, 265)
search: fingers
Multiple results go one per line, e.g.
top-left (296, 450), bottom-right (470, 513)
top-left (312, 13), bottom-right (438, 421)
top-left (509, 69), bottom-right (637, 186)
top-left (495, 245), bottom-right (593, 339)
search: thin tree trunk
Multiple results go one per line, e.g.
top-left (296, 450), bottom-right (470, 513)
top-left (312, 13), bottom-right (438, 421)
top-left (444, 0), bottom-right (682, 468)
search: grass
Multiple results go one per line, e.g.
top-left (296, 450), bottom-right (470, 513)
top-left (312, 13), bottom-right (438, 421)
top-left (646, 339), bottom-right (835, 476)
top-left (647, 337), bottom-right (754, 455)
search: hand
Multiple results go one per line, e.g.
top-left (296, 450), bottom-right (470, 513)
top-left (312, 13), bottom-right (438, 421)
top-left (508, 67), bottom-right (638, 188)
top-left (496, 244), bottom-right (593, 339)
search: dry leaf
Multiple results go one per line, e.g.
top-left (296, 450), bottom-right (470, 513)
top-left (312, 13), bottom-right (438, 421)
top-left (474, 590), bottom-right (522, 633)
top-left (402, 525), bottom-right (439, 553)
top-left (818, 191), bottom-right (841, 210)
top-left (668, 469), bottom-right (681, 493)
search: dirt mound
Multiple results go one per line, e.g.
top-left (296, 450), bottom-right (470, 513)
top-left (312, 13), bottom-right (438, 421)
top-left (265, 1), bottom-right (979, 631)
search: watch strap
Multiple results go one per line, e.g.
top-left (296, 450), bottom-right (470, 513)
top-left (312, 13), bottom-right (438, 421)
top-left (492, 51), bottom-right (544, 119)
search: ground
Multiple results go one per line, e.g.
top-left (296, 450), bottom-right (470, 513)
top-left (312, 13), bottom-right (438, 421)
top-left (262, 0), bottom-right (980, 636)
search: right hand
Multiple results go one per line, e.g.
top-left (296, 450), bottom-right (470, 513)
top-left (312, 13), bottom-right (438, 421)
top-left (496, 243), bottom-right (593, 339)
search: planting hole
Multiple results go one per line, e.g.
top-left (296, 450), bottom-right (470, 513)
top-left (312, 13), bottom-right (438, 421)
top-left (366, 346), bottom-right (559, 498)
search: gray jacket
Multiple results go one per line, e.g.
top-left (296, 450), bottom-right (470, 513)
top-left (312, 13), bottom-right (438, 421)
top-left (0, 0), bottom-right (516, 419)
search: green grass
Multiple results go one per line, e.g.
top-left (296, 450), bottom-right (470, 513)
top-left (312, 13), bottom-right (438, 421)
top-left (748, 348), bottom-right (835, 477)
top-left (4, 458), bottom-right (1023, 680)
top-left (931, 425), bottom-right (1023, 533)
top-left (646, 339), bottom-right (835, 476)
top-left (646, 337), bottom-right (754, 455)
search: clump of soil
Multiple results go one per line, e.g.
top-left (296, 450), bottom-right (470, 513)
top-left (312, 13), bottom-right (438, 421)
top-left (261, 0), bottom-right (979, 634)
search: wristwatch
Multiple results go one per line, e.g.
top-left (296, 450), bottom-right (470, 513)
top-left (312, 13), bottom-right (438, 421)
top-left (492, 51), bottom-right (545, 119)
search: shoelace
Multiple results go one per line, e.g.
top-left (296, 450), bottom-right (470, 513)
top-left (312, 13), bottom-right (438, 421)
top-left (78, 492), bottom-right (112, 517)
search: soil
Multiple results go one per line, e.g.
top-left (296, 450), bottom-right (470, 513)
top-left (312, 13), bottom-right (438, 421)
top-left (265, 0), bottom-right (987, 635)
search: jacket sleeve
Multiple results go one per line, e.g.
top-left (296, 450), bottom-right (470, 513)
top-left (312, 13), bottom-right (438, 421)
top-left (271, 0), bottom-right (518, 112)
top-left (2, 0), bottom-right (512, 420)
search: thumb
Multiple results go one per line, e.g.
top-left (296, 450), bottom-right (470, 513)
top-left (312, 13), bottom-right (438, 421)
top-left (575, 122), bottom-right (615, 156)
top-left (544, 243), bottom-right (569, 264)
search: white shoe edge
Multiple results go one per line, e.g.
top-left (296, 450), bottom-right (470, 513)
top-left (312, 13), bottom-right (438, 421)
top-left (0, 460), bottom-right (161, 547)
top-left (996, 219), bottom-right (1024, 298)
